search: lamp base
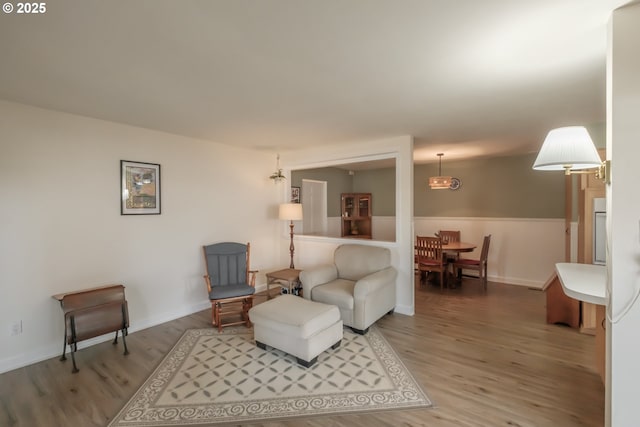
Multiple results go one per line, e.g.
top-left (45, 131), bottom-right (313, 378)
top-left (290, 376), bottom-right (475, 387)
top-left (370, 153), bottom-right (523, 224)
top-left (289, 221), bottom-right (295, 269)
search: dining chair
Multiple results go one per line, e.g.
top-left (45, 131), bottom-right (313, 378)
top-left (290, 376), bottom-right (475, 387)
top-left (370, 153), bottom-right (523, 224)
top-left (452, 235), bottom-right (491, 291)
top-left (438, 229), bottom-right (461, 263)
top-left (415, 236), bottom-right (447, 291)
top-left (438, 230), bottom-right (460, 244)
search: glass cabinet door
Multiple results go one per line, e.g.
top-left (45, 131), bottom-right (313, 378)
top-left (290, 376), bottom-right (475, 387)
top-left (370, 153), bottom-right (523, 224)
top-left (341, 193), bottom-right (372, 239)
top-left (358, 196), bottom-right (370, 218)
top-left (343, 196), bottom-right (355, 218)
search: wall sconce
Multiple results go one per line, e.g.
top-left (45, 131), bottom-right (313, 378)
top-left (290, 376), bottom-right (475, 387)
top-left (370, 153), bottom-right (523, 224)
top-left (429, 153), bottom-right (452, 190)
top-left (279, 203), bottom-right (303, 269)
top-left (532, 126), bottom-right (610, 184)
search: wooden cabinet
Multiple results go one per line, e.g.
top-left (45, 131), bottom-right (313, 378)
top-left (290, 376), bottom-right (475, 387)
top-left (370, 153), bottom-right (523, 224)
top-left (544, 272), bottom-right (580, 328)
top-left (341, 193), bottom-right (372, 239)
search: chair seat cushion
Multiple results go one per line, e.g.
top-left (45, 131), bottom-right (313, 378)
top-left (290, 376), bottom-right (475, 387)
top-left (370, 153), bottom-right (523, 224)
top-left (418, 260), bottom-right (443, 267)
top-left (455, 258), bottom-right (480, 266)
top-left (209, 283), bottom-right (255, 300)
top-left (311, 279), bottom-right (355, 311)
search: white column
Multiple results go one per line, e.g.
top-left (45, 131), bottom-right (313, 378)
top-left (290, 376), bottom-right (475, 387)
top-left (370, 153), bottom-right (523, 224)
top-left (606, 3), bottom-right (640, 426)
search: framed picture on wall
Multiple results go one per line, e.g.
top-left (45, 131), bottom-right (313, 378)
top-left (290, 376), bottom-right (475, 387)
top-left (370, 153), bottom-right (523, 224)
top-left (291, 186), bottom-right (300, 203)
top-left (121, 160), bottom-right (161, 215)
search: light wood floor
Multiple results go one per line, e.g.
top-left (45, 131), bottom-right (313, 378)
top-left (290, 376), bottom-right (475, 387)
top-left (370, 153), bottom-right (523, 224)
top-left (0, 277), bottom-right (605, 427)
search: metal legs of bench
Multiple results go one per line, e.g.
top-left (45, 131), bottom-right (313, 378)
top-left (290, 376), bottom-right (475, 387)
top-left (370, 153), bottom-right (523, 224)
top-left (66, 327), bottom-right (129, 373)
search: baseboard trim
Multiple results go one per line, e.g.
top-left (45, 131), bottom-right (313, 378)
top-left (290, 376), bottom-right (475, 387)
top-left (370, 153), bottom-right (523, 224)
top-left (0, 300), bottom-right (211, 375)
top-left (394, 303), bottom-right (414, 316)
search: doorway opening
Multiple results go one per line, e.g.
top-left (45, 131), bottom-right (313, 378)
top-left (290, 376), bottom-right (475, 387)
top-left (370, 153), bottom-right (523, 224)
top-left (301, 179), bottom-right (328, 236)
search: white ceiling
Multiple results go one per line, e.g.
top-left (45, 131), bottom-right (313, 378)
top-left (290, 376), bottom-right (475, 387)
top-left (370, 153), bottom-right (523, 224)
top-left (0, 0), bottom-right (630, 163)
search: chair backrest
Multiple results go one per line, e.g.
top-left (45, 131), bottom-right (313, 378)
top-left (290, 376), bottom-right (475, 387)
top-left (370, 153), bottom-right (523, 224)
top-left (203, 242), bottom-right (250, 287)
top-left (416, 236), bottom-right (443, 265)
top-left (438, 230), bottom-right (460, 244)
top-left (334, 244), bottom-right (391, 281)
top-left (480, 235), bottom-right (491, 264)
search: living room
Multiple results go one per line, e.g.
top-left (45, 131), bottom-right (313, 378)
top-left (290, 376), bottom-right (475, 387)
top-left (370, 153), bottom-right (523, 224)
top-left (1, 2), bottom-right (640, 426)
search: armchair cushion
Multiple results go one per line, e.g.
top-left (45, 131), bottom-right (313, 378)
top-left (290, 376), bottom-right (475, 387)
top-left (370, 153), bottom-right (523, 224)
top-left (310, 279), bottom-right (355, 311)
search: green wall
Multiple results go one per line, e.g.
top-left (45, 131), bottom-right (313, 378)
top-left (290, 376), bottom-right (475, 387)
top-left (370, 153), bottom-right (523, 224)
top-left (292, 152), bottom-right (565, 219)
top-left (291, 167), bottom-right (351, 216)
top-left (414, 153), bottom-right (565, 218)
top-left (353, 168), bottom-right (395, 216)
top-left (291, 167), bottom-right (396, 216)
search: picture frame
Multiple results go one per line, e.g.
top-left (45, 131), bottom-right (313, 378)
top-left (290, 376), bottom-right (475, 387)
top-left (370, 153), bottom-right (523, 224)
top-left (291, 186), bottom-right (300, 203)
top-left (121, 160), bottom-right (161, 215)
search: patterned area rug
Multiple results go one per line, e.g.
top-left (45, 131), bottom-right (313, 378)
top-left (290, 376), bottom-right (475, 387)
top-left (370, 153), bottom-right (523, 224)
top-left (109, 326), bottom-right (432, 426)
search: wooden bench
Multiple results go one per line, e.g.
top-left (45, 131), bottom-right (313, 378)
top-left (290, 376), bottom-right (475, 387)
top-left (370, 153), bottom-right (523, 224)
top-left (52, 284), bottom-right (129, 373)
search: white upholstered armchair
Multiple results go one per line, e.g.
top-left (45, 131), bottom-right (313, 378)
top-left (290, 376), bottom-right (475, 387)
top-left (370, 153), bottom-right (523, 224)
top-left (299, 244), bottom-right (397, 334)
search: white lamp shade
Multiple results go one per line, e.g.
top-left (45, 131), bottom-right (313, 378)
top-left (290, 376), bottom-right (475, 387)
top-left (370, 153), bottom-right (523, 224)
top-left (279, 203), bottom-right (303, 221)
top-left (532, 126), bottom-right (602, 171)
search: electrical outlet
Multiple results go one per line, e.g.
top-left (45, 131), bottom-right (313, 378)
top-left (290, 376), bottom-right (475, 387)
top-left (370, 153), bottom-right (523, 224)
top-left (10, 320), bottom-right (22, 336)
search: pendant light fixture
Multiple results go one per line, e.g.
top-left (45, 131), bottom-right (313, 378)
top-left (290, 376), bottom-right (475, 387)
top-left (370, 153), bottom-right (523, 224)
top-left (269, 154), bottom-right (286, 183)
top-left (429, 153), bottom-right (452, 190)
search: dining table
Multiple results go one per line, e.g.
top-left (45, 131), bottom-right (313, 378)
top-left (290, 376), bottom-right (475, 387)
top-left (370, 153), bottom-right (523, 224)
top-left (442, 241), bottom-right (477, 285)
top-left (442, 241), bottom-right (477, 253)
top-left (415, 240), bottom-right (478, 288)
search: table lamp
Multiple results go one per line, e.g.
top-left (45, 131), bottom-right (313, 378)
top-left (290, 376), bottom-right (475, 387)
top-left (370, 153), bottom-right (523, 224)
top-left (279, 203), bottom-right (303, 268)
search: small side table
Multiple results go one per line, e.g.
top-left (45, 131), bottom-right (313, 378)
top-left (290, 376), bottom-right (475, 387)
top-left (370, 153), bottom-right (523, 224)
top-left (266, 268), bottom-right (301, 299)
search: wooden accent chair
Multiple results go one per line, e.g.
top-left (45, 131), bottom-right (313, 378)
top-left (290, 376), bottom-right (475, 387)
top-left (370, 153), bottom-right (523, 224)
top-left (416, 236), bottom-right (447, 291)
top-left (203, 242), bottom-right (257, 332)
top-left (452, 235), bottom-right (491, 291)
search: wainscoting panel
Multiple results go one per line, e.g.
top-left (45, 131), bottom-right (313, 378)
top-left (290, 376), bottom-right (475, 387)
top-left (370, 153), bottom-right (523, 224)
top-left (301, 216), bottom-right (563, 288)
top-left (415, 217), bottom-right (565, 289)
top-left (324, 216), bottom-right (395, 241)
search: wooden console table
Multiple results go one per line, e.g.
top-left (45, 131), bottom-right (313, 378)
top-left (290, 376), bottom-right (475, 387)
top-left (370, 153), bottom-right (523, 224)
top-left (52, 284), bottom-right (130, 373)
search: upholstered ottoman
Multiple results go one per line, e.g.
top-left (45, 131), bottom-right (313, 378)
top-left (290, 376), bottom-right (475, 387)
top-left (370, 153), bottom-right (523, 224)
top-left (248, 294), bottom-right (343, 367)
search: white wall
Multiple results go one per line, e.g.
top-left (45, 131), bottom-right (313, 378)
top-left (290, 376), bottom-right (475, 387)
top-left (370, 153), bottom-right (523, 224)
top-left (607, 4), bottom-right (640, 426)
top-left (415, 217), bottom-right (565, 288)
top-left (0, 100), bottom-right (282, 373)
top-left (281, 137), bottom-right (415, 316)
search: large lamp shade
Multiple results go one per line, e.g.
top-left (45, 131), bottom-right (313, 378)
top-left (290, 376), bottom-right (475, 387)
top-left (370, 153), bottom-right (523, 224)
top-left (532, 126), bottom-right (602, 171)
top-left (279, 203), bottom-right (303, 221)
